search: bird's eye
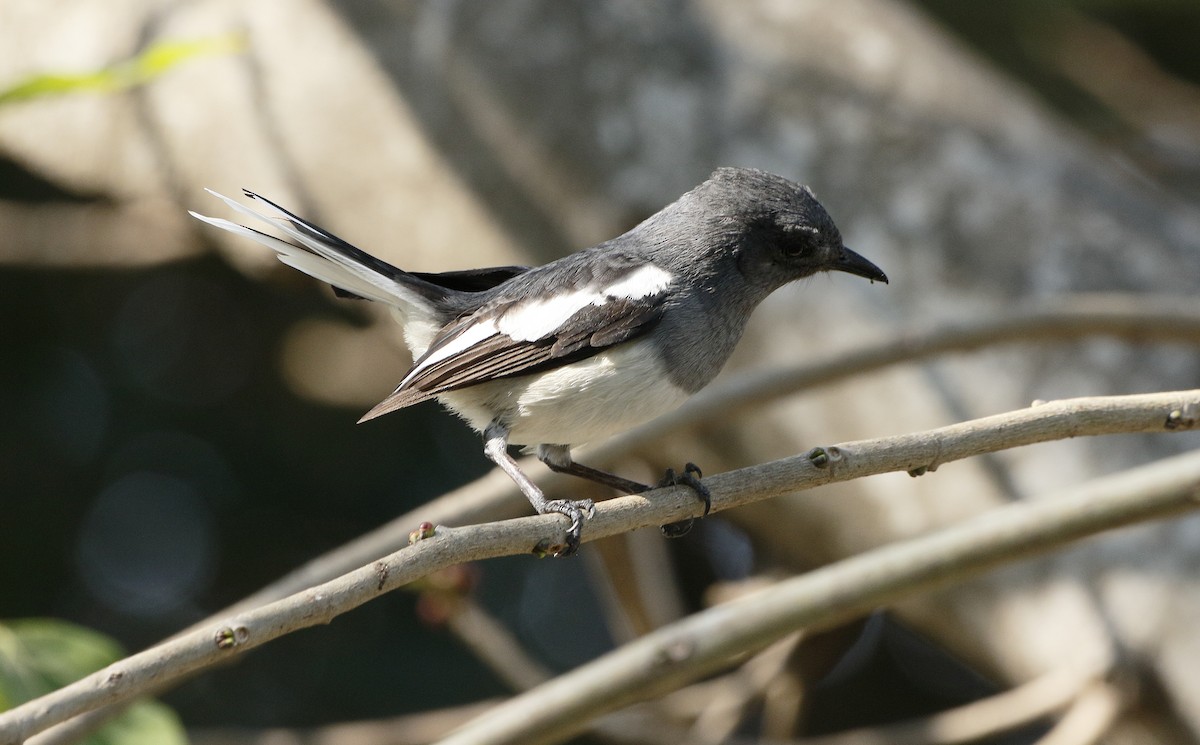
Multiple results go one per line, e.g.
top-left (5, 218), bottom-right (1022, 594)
top-left (781, 242), bottom-right (811, 260)
top-left (779, 225), bottom-right (818, 260)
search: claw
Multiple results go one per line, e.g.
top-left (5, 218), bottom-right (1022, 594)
top-left (679, 463), bottom-right (710, 516)
top-left (660, 519), bottom-right (695, 538)
top-left (658, 463), bottom-right (711, 538)
top-left (543, 498), bottom-right (595, 557)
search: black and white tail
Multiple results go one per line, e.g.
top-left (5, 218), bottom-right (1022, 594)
top-left (189, 190), bottom-right (445, 311)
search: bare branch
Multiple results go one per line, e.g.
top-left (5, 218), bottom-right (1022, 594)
top-left (789, 667), bottom-right (1097, 745)
top-left (686, 633), bottom-right (804, 743)
top-left (1, 390), bottom-right (1196, 743)
top-left (436, 448), bottom-right (1200, 745)
top-left (188, 701), bottom-right (498, 745)
top-left (1033, 679), bottom-right (1129, 745)
top-left (445, 599), bottom-right (552, 691)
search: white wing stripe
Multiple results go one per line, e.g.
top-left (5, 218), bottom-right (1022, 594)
top-left (399, 320), bottom-right (501, 386)
top-left (499, 264), bottom-right (673, 341)
top-left (399, 264), bottom-right (673, 388)
top-left (604, 264), bottom-right (673, 300)
top-left (499, 289), bottom-right (598, 341)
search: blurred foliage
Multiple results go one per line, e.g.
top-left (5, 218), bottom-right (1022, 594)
top-left (0, 35), bottom-right (243, 107)
top-left (0, 619), bottom-right (187, 745)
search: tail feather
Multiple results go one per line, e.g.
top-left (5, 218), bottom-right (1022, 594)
top-left (189, 190), bottom-right (445, 312)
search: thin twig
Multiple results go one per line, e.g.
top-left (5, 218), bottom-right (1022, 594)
top-left (436, 448), bottom-right (1200, 745)
top-left (789, 667), bottom-right (1099, 745)
top-left (2, 390), bottom-right (1197, 743)
top-left (445, 599), bottom-right (552, 691)
top-left (687, 633), bottom-right (805, 744)
top-left (187, 700), bottom-right (498, 745)
top-left (1033, 679), bottom-right (1129, 745)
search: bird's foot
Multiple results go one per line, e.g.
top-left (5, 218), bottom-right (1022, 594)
top-left (659, 463), bottom-right (710, 538)
top-left (539, 498), bottom-right (597, 557)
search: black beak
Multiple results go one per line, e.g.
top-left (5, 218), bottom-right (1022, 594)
top-left (833, 246), bottom-right (888, 284)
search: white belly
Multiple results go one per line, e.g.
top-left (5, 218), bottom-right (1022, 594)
top-left (435, 338), bottom-right (691, 446)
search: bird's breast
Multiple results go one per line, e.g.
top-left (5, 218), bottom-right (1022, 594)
top-left (435, 338), bottom-right (691, 447)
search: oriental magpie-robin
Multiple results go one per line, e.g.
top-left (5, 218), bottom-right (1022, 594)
top-left (191, 167), bottom-right (887, 555)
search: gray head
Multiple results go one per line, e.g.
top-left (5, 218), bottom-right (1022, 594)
top-left (656, 167), bottom-right (887, 295)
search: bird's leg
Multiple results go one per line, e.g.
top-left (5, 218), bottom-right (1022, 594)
top-left (484, 423), bottom-right (594, 557)
top-left (537, 444), bottom-right (651, 494)
top-left (537, 446), bottom-right (711, 537)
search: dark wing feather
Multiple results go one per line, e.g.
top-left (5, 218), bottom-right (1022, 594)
top-left (548, 296), bottom-right (664, 356)
top-left (358, 292), bottom-right (666, 421)
top-left (410, 266), bottom-right (531, 293)
top-left (337, 266), bottom-right (529, 299)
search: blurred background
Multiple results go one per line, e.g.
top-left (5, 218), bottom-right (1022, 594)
top-left (2, 1), bottom-right (1200, 743)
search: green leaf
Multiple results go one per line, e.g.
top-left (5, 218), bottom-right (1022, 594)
top-left (0, 619), bottom-right (188, 745)
top-left (89, 700), bottom-right (188, 745)
top-left (0, 34), bottom-right (244, 106)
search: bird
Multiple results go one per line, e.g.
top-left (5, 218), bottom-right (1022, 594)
top-left (189, 167), bottom-right (887, 556)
